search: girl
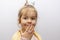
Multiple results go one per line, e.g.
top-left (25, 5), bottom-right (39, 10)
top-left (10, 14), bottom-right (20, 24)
top-left (12, 0), bottom-right (41, 40)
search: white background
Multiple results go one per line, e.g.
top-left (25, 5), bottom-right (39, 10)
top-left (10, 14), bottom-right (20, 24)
top-left (0, 0), bottom-right (60, 40)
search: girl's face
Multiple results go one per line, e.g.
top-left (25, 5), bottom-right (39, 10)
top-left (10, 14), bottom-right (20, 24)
top-left (20, 8), bottom-right (37, 30)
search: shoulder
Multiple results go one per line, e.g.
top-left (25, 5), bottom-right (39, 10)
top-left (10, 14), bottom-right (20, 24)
top-left (12, 31), bottom-right (20, 40)
top-left (34, 32), bottom-right (42, 40)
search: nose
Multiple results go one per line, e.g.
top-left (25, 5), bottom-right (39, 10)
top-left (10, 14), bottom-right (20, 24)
top-left (28, 22), bottom-right (31, 24)
top-left (27, 19), bottom-right (32, 24)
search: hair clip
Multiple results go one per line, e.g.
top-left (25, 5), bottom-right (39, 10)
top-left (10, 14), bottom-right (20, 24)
top-left (31, 1), bottom-right (35, 6)
top-left (25, 0), bottom-right (29, 6)
top-left (24, 0), bottom-right (35, 6)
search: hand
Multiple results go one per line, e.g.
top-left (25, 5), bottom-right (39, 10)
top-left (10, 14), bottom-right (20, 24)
top-left (21, 25), bottom-right (34, 40)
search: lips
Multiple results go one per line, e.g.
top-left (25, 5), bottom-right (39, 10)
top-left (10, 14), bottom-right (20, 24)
top-left (23, 23), bottom-right (35, 27)
top-left (27, 24), bottom-right (31, 27)
top-left (26, 24), bottom-right (35, 27)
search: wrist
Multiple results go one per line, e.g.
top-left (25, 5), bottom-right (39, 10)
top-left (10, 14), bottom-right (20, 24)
top-left (20, 35), bottom-right (31, 40)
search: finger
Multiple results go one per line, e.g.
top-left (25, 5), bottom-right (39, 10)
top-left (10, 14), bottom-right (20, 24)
top-left (30, 26), bottom-right (34, 33)
top-left (25, 25), bottom-right (30, 32)
top-left (26, 24), bottom-right (32, 31)
top-left (27, 28), bottom-right (34, 34)
top-left (29, 25), bottom-right (34, 31)
top-left (27, 25), bottom-right (34, 34)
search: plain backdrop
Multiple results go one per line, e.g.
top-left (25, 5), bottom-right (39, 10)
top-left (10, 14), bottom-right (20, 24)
top-left (0, 0), bottom-right (60, 40)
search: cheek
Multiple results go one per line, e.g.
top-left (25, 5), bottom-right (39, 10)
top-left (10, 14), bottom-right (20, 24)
top-left (32, 20), bottom-right (36, 25)
top-left (21, 20), bottom-right (26, 23)
top-left (20, 19), bottom-right (27, 29)
top-left (20, 19), bottom-right (27, 26)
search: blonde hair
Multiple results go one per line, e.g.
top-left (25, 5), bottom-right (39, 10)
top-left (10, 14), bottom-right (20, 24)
top-left (18, 5), bottom-right (37, 23)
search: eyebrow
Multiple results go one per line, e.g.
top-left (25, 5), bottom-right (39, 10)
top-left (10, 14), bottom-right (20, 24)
top-left (32, 15), bottom-right (37, 17)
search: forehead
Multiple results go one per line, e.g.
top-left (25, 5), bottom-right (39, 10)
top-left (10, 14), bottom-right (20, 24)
top-left (21, 7), bottom-right (37, 17)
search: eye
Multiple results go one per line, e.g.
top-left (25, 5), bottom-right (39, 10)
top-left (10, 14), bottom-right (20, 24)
top-left (23, 17), bottom-right (28, 20)
top-left (31, 17), bottom-right (36, 20)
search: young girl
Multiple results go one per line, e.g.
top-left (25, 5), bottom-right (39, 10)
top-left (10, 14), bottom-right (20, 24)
top-left (12, 1), bottom-right (41, 40)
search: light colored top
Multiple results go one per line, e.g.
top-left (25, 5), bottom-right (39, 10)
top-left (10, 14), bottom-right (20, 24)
top-left (12, 31), bottom-right (42, 40)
